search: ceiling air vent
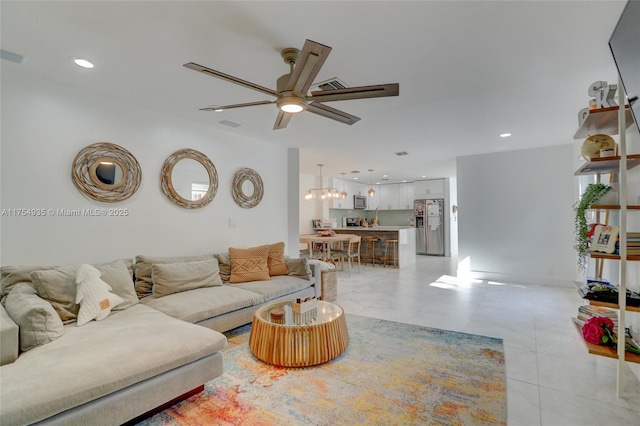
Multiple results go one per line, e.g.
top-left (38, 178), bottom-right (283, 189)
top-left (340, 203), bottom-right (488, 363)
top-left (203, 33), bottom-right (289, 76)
top-left (394, 151), bottom-right (409, 156)
top-left (310, 77), bottom-right (348, 92)
top-left (219, 120), bottom-right (241, 128)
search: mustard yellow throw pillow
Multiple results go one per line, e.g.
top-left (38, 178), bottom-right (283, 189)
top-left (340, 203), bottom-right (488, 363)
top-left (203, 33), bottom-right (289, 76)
top-left (267, 242), bottom-right (289, 276)
top-left (229, 245), bottom-right (270, 283)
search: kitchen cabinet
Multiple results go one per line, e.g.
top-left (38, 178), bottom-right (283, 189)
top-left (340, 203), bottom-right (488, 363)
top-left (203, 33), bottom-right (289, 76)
top-left (401, 183), bottom-right (415, 209)
top-left (377, 183), bottom-right (414, 210)
top-left (330, 178), bottom-right (353, 209)
top-left (378, 184), bottom-right (398, 210)
top-left (414, 179), bottom-right (444, 198)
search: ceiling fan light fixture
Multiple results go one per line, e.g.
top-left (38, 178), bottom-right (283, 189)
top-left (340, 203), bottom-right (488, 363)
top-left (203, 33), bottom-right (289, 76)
top-left (276, 96), bottom-right (307, 113)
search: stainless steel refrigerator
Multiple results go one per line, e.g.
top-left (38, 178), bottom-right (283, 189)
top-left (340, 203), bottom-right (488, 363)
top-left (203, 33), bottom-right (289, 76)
top-left (414, 199), bottom-right (445, 256)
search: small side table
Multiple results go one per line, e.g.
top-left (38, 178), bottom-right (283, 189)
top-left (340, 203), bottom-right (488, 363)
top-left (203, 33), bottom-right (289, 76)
top-left (249, 300), bottom-right (349, 367)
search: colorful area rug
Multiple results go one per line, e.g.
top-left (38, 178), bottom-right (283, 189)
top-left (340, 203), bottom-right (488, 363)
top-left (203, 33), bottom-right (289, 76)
top-left (139, 315), bottom-right (506, 425)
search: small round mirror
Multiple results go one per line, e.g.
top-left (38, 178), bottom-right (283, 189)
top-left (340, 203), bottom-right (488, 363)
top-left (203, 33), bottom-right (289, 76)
top-left (232, 168), bottom-right (263, 209)
top-left (160, 149), bottom-right (218, 209)
top-left (170, 158), bottom-right (210, 202)
top-left (72, 143), bottom-right (141, 203)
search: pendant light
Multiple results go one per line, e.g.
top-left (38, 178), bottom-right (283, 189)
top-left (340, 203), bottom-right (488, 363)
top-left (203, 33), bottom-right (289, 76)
top-left (304, 164), bottom-right (341, 201)
top-left (340, 172), bottom-right (348, 199)
top-left (368, 169), bottom-right (376, 197)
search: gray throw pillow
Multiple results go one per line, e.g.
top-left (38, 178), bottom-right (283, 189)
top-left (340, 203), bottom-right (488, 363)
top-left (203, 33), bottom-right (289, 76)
top-left (134, 254), bottom-right (214, 298)
top-left (151, 258), bottom-right (223, 298)
top-left (286, 258), bottom-right (312, 279)
top-left (5, 284), bottom-right (64, 352)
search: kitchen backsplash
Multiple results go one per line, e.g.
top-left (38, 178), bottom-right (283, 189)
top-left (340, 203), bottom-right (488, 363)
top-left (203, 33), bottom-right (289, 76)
top-left (329, 208), bottom-right (414, 226)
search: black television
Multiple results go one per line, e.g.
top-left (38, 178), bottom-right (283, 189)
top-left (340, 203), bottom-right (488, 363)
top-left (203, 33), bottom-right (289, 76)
top-left (609, 0), bottom-right (640, 134)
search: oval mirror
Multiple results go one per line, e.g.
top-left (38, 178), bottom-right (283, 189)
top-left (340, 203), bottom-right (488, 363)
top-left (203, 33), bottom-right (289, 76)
top-left (232, 168), bottom-right (263, 209)
top-left (160, 149), bottom-right (218, 209)
top-left (72, 143), bottom-right (141, 203)
top-left (241, 179), bottom-right (255, 197)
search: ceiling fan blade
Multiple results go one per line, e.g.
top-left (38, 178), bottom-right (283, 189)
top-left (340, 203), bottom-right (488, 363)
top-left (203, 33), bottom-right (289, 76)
top-left (286, 40), bottom-right (331, 97)
top-left (273, 110), bottom-right (293, 130)
top-left (307, 102), bottom-right (361, 125)
top-left (307, 83), bottom-right (399, 103)
top-left (184, 62), bottom-right (278, 97)
top-left (200, 100), bottom-right (274, 111)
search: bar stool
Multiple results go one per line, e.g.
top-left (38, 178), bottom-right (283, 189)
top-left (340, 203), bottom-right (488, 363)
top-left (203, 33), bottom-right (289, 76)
top-left (364, 238), bottom-right (379, 266)
top-left (383, 239), bottom-right (399, 268)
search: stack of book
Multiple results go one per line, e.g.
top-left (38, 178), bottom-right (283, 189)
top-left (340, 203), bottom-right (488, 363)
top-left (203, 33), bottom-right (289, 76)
top-left (574, 305), bottom-right (618, 331)
top-left (615, 232), bottom-right (640, 256)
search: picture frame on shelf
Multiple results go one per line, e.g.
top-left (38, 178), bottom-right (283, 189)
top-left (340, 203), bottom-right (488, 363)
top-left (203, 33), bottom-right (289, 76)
top-left (590, 225), bottom-right (620, 253)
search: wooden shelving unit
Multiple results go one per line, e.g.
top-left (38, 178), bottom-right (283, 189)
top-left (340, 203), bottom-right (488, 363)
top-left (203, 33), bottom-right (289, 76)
top-left (573, 81), bottom-right (640, 396)
top-left (574, 105), bottom-right (634, 139)
top-left (588, 252), bottom-right (640, 261)
top-left (573, 322), bottom-right (640, 363)
top-left (589, 204), bottom-right (640, 210)
top-left (574, 154), bottom-right (640, 175)
top-left (587, 300), bottom-right (640, 313)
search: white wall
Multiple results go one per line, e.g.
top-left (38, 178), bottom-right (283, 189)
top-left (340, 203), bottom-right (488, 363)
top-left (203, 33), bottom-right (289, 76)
top-left (0, 70), bottom-right (292, 265)
top-left (457, 144), bottom-right (576, 285)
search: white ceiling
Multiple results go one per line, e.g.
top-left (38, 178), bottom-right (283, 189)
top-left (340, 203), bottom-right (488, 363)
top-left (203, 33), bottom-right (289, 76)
top-left (0, 1), bottom-right (629, 183)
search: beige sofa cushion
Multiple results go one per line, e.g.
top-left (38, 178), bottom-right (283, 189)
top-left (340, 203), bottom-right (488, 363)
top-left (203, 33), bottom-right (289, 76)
top-left (232, 275), bottom-right (314, 301)
top-left (140, 285), bottom-right (264, 323)
top-left (151, 259), bottom-right (223, 298)
top-left (0, 304), bottom-right (226, 426)
top-left (30, 260), bottom-right (137, 324)
top-left (134, 254), bottom-right (213, 298)
top-left (4, 284), bottom-right (64, 352)
top-left (267, 242), bottom-right (289, 276)
top-left (286, 258), bottom-right (312, 279)
top-left (229, 246), bottom-right (270, 284)
top-left (1, 265), bottom-right (55, 301)
top-left (213, 253), bottom-right (231, 282)
top-left (1, 260), bottom-right (136, 309)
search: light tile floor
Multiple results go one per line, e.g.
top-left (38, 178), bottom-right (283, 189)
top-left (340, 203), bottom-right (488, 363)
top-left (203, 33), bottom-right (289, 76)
top-left (332, 255), bottom-right (640, 426)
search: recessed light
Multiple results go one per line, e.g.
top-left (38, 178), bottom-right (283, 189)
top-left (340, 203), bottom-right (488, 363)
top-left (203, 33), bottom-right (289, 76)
top-left (402, 180), bottom-right (407, 183)
top-left (73, 58), bottom-right (94, 69)
top-left (499, 133), bottom-right (512, 138)
top-left (421, 175), bottom-right (426, 178)
top-left (382, 174), bottom-right (388, 178)
top-left (353, 177), bottom-right (358, 180)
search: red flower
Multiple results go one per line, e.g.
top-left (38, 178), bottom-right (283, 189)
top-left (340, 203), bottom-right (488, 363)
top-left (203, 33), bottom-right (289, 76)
top-left (582, 316), bottom-right (616, 345)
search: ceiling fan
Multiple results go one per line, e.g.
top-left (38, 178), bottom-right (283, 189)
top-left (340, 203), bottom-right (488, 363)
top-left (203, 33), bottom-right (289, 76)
top-left (184, 39), bottom-right (399, 130)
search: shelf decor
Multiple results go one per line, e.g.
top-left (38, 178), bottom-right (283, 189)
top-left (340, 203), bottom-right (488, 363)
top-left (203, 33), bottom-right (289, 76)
top-left (590, 225), bottom-right (619, 253)
top-left (574, 183), bottom-right (612, 271)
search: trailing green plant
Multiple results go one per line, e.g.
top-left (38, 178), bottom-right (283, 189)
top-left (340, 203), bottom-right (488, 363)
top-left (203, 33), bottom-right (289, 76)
top-left (574, 183), bottom-right (612, 272)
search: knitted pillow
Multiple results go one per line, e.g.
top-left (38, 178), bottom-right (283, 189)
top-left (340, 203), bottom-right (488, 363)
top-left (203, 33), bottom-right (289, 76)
top-left (75, 264), bottom-right (123, 326)
top-left (229, 245), bottom-right (270, 283)
top-left (267, 242), bottom-right (289, 276)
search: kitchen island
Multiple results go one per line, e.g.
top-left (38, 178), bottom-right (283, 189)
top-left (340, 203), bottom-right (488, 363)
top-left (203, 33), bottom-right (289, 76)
top-left (333, 227), bottom-right (415, 268)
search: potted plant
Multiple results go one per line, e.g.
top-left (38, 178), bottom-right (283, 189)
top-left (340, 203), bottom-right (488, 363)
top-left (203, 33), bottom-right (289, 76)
top-left (574, 183), bottom-right (612, 271)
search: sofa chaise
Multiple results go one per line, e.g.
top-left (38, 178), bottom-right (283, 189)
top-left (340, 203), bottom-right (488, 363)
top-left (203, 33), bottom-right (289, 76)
top-left (0, 244), bottom-right (320, 425)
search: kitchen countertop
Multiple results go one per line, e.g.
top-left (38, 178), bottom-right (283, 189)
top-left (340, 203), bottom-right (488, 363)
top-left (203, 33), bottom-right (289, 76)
top-left (332, 226), bottom-right (414, 231)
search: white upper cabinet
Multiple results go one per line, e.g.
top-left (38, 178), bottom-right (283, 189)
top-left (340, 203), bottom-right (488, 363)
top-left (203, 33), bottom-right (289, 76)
top-left (414, 179), bottom-right (445, 198)
top-left (330, 178), bottom-right (354, 209)
top-left (402, 182), bottom-right (415, 209)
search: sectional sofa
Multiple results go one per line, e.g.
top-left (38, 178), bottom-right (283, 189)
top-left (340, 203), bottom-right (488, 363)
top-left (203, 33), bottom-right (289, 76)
top-left (0, 244), bottom-right (319, 425)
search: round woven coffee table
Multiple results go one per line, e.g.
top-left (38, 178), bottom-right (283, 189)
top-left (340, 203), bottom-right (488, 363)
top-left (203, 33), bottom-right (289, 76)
top-left (249, 300), bottom-right (349, 367)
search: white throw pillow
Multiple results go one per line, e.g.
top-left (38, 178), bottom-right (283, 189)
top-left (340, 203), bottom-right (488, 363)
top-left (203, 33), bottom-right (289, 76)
top-left (75, 264), bottom-right (123, 326)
